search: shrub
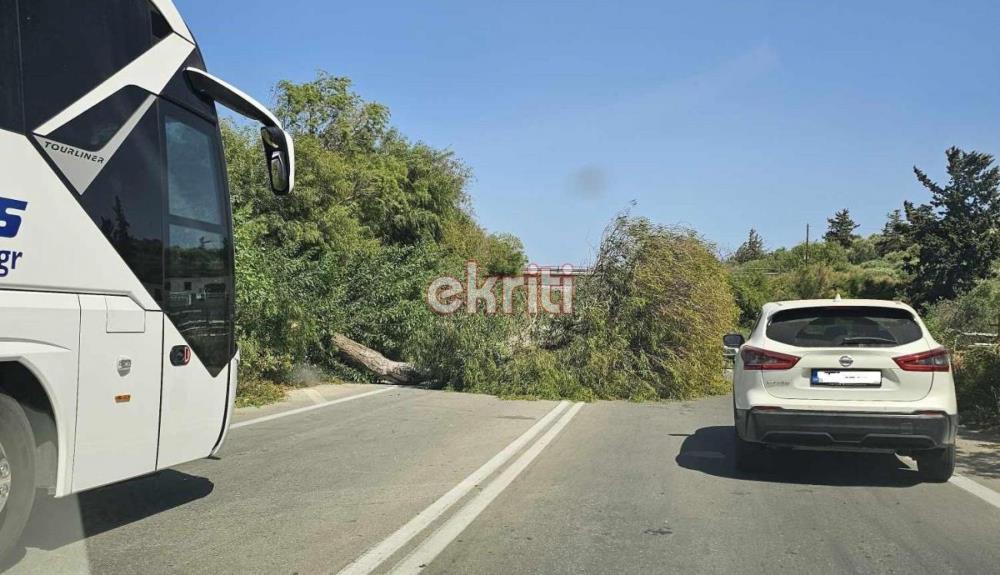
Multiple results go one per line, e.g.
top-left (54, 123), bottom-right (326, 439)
top-left (924, 276), bottom-right (1000, 347)
top-left (922, 276), bottom-right (1000, 424)
top-left (837, 267), bottom-right (901, 300)
top-left (952, 348), bottom-right (1000, 425)
top-left (561, 216), bottom-right (737, 400)
top-left (234, 215), bottom-right (343, 384)
top-left (729, 269), bottom-right (770, 329)
top-left (409, 312), bottom-right (591, 400)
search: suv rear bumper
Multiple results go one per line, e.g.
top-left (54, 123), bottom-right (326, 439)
top-left (735, 408), bottom-right (957, 451)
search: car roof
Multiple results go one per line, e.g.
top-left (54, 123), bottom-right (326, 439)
top-left (761, 298), bottom-right (917, 317)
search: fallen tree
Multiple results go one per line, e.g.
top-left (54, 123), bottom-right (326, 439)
top-left (332, 333), bottom-right (426, 385)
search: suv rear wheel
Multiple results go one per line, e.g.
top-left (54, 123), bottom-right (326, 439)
top-left (0, 391), bottom-right (36, 561)
top-left (916, 445), bottom-right (955, 483)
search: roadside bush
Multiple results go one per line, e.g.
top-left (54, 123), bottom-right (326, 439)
top-left (557, 307), bottom-right (659, 401)
top-left (234, 215), bottom-right (344, 384)
top-left (837, 267), bottom-right (901, 300)
top-left (921, 276), bottom-right (1000, 424)
top-left (409, 312), bottom-right (591, 400)
top-left (924, 276), bottom-right (1000, 347)
top-left (847, 236), bottom-right (880, 265)
top-left (729, 268), bottom-right (770, 329)
top-left (952, 348), bottom-right (1000, 425)
top-left (330, 242), bottom-right (445, 360)
top-left (774, 264), bottom-right (838, 300)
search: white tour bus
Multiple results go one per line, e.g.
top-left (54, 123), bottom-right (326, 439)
top-left (0, 0), bottom-right (294, 555)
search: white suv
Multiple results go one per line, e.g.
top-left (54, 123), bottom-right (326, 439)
top-left (725, 298), bottom-right (958, 482)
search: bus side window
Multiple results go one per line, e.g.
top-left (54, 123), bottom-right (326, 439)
top-left (18, 0), bottom-right (152, 131)
top-left (74, 103), bottom-right (166, 301)
top-left (161, 101), bottom-right (233, 375)
top-left (0, 0), bottom-right (23, 134)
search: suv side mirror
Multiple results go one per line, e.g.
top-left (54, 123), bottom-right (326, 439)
top-left (723, 333), bottom-right (745, 348)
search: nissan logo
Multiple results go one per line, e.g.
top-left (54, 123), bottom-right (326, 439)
top-left (839, 355), bottom-right (854, 368)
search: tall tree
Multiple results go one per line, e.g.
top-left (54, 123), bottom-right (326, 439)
top-left (904, 147), bottom-right (1000, 305)
top-left (824, 209), bottom-right (859, 247)
top-left (733, 228), bottom-right (766, 263)
top-left (875, 208), bottom-right (907, 255)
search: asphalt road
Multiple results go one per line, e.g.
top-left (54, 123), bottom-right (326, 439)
top-left (3, 384), bottom-right (1000, 574)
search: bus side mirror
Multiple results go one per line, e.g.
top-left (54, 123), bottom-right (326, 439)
top-left (184, 68), bottom-right (296, 195)
top-left (261, 126), bottom-right (295, 195)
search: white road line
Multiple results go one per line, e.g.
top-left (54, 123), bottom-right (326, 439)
top-left (336, 401), bottom-right (572, 575)
top-left (231, 387), bottom-right (395, 430)
top-left (950, 474), bottom-right (1000, 510)
top-left (900, 456), bottom-right (1000, 510)
top-left (389, 402), bottom-right (585, 575)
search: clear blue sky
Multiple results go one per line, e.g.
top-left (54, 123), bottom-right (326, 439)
top-left (176, 0), bottom-right (1000, 265)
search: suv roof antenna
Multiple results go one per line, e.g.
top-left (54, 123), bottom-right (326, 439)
top-left (834, 293), bottom-right (842, 301)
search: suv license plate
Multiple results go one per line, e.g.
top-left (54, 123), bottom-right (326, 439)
top-left (811, 369), bottom-right (882, 386)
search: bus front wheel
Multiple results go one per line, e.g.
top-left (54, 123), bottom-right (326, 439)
top-left (0, 391), bottom-right (36, 561)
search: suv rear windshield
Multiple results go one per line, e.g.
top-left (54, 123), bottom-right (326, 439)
top-left (766, 306), bottom-right (923, 347)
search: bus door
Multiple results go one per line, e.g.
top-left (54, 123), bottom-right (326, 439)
top-left (155, 101), bottom-right (235, 469)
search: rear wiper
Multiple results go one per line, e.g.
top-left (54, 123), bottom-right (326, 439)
top-left (840, 336), bottom-right (897, 345)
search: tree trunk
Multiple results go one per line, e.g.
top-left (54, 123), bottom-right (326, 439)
top-left (332, 333), bottom-right (425, 385)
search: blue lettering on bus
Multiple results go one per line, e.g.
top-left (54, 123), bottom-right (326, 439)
top-left (0, 250), bottom-right (23, 277)
top-left (0, 196), bottom-right (28, 238)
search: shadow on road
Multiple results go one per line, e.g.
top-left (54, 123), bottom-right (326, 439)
top-left (676, 426), bottom-right (923, 487)
top-left (957, 427), bottom-right (1000, 480)
top-left (11, 470), bottom-right (212, 557)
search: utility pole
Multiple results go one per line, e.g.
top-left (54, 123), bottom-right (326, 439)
top-left (805, 223), bottom-right (810, 265)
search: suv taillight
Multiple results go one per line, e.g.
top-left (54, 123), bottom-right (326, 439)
top-left (893, 347), bottom-right (950, 372)
top-left (740, 346), bottom-right (800, 370)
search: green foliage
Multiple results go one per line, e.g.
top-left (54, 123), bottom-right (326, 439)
top-left (729, 268), bottom-right (770, 328)
top-left (332, 242), bottom-right (445, 359)
top-left (837, 266), bottom-right (901, 300)
top-left (922, 268), bottom-right (1000, 424)
top-left (876, 209), bottom-right (908, 256)
top-left (732, 228), bottom-right (765, 264)
top-left (824, 208), bottom-right (859, 248)
top-left (847, 236), bottom-right (879, 265)
top-left (904, 147), bottom-right (1000, 307)
top-left (785, 264), bottom-right (838, 299)
top-left (272, 73), bottom-right (469, 248)
top-left (408, 215), bottom-right (738, 402)
top-left (952, 348), bottom-right (1000, 425)
top-left (560, 216), bottom-right (737, 400)
top-left (408, 312), bottom-right (592, 401)
top-left (226, 73), bottom-right (526, 401)
top-left (440, 215), bottom-right (527, 276)
top-left (767, 241), bottom-right (850, 271)
top-left (924, 275), bottom-right (1000, 347)
top-left (233, 212), bottom-right (344, 383)
top-left (235, 379), bottom-right (287, 408)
